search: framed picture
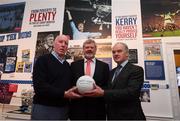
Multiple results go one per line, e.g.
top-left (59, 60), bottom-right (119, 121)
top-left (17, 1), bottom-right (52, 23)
top-left (22, 49), bottom-right (30, 62)
top-left (128, 49), bottom-right (138, 63)
top-left (4, 57), bottom-right (17, 73)
top-left (16, 62), bottom-right (24, 73)
top-left (24, 62), bottom-right (32, 73)
top-left (144, 60), bottom-right (165, 80)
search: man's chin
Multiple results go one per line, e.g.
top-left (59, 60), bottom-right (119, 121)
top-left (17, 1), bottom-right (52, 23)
top-left (57, 52), bottom-right (65, 57)
top-left (85, 55), bottom-right (94, 59)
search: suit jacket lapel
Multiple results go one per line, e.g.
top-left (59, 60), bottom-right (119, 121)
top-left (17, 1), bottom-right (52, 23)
top-left (111, 62), bottom-right (130, 88)
top-left (109, 68), bottom-right (116, 88)
top-left (93, 59), bottom-right (98, 80)
top-left (80, 59), bottom-right (85, 75)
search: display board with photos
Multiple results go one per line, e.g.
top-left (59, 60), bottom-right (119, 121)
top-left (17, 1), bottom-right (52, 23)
top-left (0, 0), bottom-right (178, 119)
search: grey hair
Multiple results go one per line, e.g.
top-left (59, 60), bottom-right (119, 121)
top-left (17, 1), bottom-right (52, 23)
top-left (113, 42), bottom-right (129, 54)
top-left (83, 39), bottom-right (97, 48)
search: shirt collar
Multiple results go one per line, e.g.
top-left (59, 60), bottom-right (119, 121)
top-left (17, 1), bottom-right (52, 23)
top-left (84, 58), bottom-right (95, 63)
top-left (51, 51), bottom-right (65, 64)
top-left (119, 60), bottom-right (128, 68)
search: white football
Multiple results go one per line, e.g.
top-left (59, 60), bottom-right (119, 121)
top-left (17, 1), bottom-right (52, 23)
top-left (76, 75), bottom-right (95, 94)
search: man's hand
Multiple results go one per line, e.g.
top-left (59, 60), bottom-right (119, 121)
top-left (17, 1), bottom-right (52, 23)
top-left (82, 83), bottom-right (104, 97)
top-left (64, 86), bottom-right (82, 99)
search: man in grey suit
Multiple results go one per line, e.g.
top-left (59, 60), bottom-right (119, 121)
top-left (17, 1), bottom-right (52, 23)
top-left (84, 42), bottom-right (146, 120)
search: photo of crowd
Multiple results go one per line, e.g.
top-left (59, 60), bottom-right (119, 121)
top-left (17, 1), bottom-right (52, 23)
top-left (141, 0), bottom-right (180, 37)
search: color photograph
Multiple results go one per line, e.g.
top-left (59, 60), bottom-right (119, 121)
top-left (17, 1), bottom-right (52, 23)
top-left (22, 49), bottom-right (30, 62)
top-left (4, 57), bottom-right (17, 73)
top-left (0, 2), bottom-right (25, 33)
top-left (63, 0), bottom-right (111, 40)
top-left (0, 45), bottom-right (18, 72)
top-left (141, 0), bottom-right (180, 37)
top-left (16, 62), bottom-right (24, 73)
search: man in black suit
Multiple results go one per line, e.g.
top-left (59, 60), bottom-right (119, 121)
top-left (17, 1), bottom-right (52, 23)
top-left (84, 42), bottom-right (146, 120)
top-left (70, 39), bottom-right (109, 120)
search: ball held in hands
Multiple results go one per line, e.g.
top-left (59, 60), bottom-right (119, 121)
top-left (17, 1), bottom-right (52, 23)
top-left (76, 75), bottom-right (95, 94)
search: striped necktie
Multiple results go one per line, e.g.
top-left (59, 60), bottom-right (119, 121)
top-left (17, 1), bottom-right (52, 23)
top-left (86, 59), bottom-right (92, 76)
top-left (112, 65), bottom-right (122, 82)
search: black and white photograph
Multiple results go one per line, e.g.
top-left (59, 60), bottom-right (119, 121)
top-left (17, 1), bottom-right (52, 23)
top-left (140, 89), bottom-right (150, 102)
top-left (63, 0), bottom-right (111, 40)
top-left (34, 31), bottom-right (60, 60)
top-left (129, 49), bottom-right (138, 63)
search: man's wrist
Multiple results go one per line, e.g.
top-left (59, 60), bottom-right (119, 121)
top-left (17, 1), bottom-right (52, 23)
top-left (100, 90), bottom-right (104, 97)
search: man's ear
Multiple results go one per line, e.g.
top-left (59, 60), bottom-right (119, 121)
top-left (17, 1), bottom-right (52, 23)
top-left (126, 53), bottom-right (129, 58)
top-left (95, 47), bottom-right (97, 52)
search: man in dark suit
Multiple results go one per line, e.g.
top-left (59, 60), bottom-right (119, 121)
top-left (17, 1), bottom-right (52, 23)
top-left (84, 42), bottom-right (146, 120)
top-left (70, 39), bottom-right (109, 120)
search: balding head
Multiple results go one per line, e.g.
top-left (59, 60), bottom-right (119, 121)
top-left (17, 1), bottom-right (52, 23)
top-left (53, 35), bottom-right (70, 58)
top-left (112, 42), bottom-right (129, 65)
top-left (54, 35), bottom-right (70, 42)
top-left (113, 42), bottom-right (129, 54)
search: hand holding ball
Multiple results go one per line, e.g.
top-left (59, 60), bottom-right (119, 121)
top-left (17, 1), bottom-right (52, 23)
top-left (76, 75), bottom-right (95, 94)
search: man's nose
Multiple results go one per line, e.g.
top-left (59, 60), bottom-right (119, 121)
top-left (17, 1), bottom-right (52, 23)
top-left (87, 48), bottom-right (93, 51)
top-left (113, 52), bottom-right (119, 56)
top-left (61, 42), bottom-right (66, 46)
